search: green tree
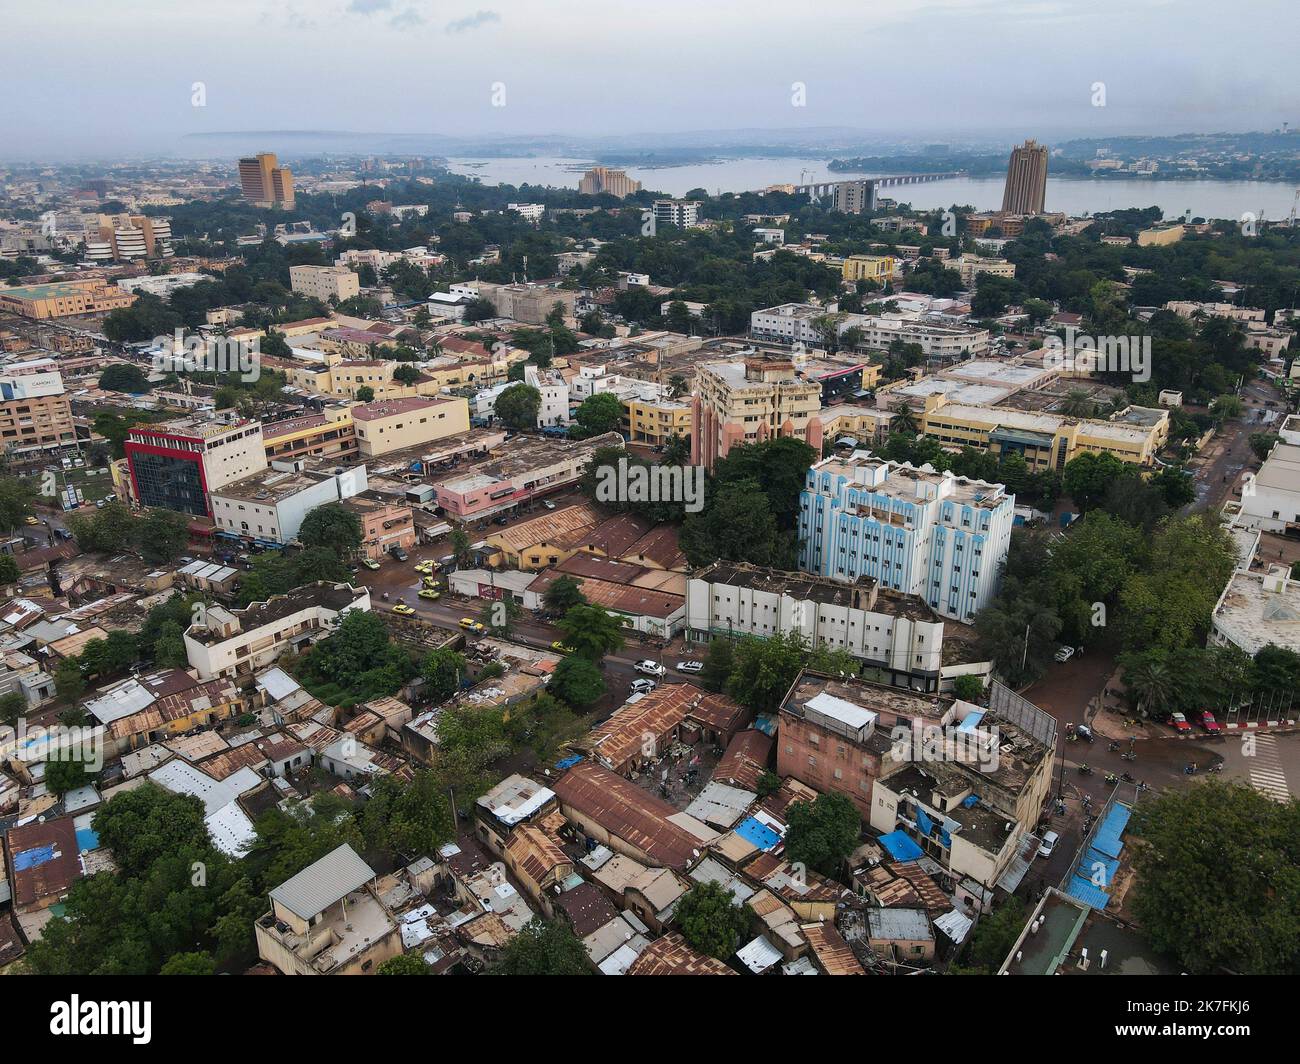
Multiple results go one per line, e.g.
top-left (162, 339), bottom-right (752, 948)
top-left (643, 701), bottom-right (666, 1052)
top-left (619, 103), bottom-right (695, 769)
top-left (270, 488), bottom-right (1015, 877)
top-left (952, 675), bottom-right (985, 702)
top-left (160, 951), bottom-right (217, 976)
top-left (958, 897), bottom-right (1026, 973)
top-left (572, 392), bottom-right (625, 438)
top-left (0, 477), bottom-right (35, 531)
top-left (727, 631), bottom-right (808, 712)
top-left (98, 363), bottom-right (153, 393)
top-left (784, 792), bottom-right (861, 876)
top-left (548, 654), bottom-right (606, 708)
top-left (494, 383), bottom-right (542, 430)
top-left (356, 386), bottom-right (375, 402)
top-left (542, 575), bottom-right (586, 614)
top-left (298, 503), bottom-right (363, 555)
top-left (480, 596), bottom-right (522, 636)
top-left (556, 604), bottom-right (626, 662)
top-left (54, 658), bottom-right (86, 701)
top-left (136, 508), bottom-right (190, 563)
top-left (0, 553), bottom-right (20, 585)
top-left (491, 919), bottom-right (591, 975)
top-left (700, 637), bottom-right (735, 694)
top-left (675, 881), bottom-right (749, 961)
top-left (361, 770), bottom-right (454, 858)
top-left (449, 528), bottom-right (474, 568)
top-left (377, 953), bottom-right (430, 975)
top-left (421, 648), bottom-right (465, 703)
top-left (0, 691), bottom-right (25, 724)
top-left (1131, 781), bottom-right (1300, 974)
top-left (44, 756), bottom-right (95, 795)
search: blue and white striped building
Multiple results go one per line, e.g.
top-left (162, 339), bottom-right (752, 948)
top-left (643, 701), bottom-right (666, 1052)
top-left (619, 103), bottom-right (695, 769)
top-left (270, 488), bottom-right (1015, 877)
top-left (798, 452), bottom-right (1014, 622)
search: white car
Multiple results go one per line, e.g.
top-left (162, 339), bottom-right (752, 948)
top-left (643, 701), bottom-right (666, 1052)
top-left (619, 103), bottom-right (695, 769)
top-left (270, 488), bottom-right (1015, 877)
top-left (635, 660), bottom-right (666, 677)
top-left (675, 660), bottom-right (704, 673)
top-left (1037, 830), bottom-right (1059, 859)
top-left (1054, 646), bottom-right (1075, 663)
top-left (630, 678), bottom-right (658, 694)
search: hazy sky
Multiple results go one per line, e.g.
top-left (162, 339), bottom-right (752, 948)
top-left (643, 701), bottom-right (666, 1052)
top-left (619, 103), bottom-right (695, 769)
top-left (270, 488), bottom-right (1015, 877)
top-left (1, 0), bottom-right (1293, 159)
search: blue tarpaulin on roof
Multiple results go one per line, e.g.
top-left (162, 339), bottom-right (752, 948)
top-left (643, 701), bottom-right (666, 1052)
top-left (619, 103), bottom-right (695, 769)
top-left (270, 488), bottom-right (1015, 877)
top-left (1067, 875), bottom-right (1112, 909)
top-left (916, 807), bottom-right (935, 836)
top-left (13, 845), bottom-right (56, 871)
top-left (555, 755), bottom-right (583, 770)
top-left (1091, 804), bottom-right (1132, 858)
top-left (76, 828), bottom-right (99, 853)
top-left (735, 817), bottom-right (782, 851)
top-left (753, 714), bottom-right (778, 737)
top-left (1083, 848), bottom-right (1120, 885)
top-left (961, 794), bottom-right (980, 808)
top-left (879, 830), bottom-right (924, 862)
top-left (940, 829), bottom-right (951, 849)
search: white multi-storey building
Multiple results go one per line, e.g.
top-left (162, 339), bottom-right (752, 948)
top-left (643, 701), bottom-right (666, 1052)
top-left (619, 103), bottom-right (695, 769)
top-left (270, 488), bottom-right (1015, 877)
top-left (798, 452), bottom-right (1015, 622)
top-left (686, 561), bottom-right (947, 690)
top-left (507, 203), bottom-right (545, 223)
top-left (524, 364), bottom-right (570, 428)
top-left (184, 582), bottom-right (371, 680)
top-left (750, 303), bottom-right (990, 358)
top-left (653, 199), bottom-right (700, 229)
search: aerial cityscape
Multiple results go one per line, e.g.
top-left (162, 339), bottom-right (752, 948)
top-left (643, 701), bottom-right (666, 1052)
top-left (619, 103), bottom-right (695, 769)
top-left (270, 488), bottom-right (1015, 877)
top-left (0, 0), bottom-right (1296, 1014)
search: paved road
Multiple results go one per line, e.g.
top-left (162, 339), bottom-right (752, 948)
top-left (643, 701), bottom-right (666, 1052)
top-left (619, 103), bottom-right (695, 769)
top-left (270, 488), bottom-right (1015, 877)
top-left (1189, 378), bottom-right (1284, 514)
top-left (1204, 729), bottom-right (1300, 802)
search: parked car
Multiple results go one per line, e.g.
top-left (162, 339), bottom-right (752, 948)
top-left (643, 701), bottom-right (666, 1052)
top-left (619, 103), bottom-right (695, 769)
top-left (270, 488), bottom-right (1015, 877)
top-left (361, 558), bottom-right (381, 571)
top-left (550, 641), bottom-right (576, 654)
top-left (1168, 711), bottom-right (1191, 733)
top-left (24, 515), bottom-right (40, 526)
top-left (635, 659), bottom-right (666, 677)
top-left (1054, 645), bottom-right (1075, 663)
top-left (459, 617), bottom-right (486, 633)
top-left (630, 678), bottom-right (658, 694)
top-left (418, 589), bottom-right (441, 601)
top-left (392, 603), bottom-right (415, 616)
top-left (422, 576), bottom-right (440, 589)
top-left (1198, 710), bottom-right (1221, 733)
top-left (542, 500), bottom-right (557, 510)
top-left (676, 660), bottom-right (704, 673)
top-left (492, 515), bottom-right (510, 526)
top-left (389, 546), bottom-right (409, 562)
top-left (413, 560), bottom-right (435, 575)
top-left (1037, 830), bottom-right (1059, 859)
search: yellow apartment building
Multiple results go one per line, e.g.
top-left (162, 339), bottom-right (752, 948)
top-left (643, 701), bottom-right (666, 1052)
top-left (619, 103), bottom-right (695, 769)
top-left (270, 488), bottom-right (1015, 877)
top-left (919, 393), bottom-right (1167, 470)
top-left (842, 255), bottom-right (897, 285)
top-left (350, 396), bottom-right (471, 457)
top-left (625, 395), bottom-right (691, 446)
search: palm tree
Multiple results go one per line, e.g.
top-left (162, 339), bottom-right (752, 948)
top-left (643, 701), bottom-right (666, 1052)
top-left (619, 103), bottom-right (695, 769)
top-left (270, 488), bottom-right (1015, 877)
top-left (889, 402), bottom-right (918, 437)
top-left (663, 433), bottom-right (690, 465)
top-left (1126, 660), bottom-right (1175, 719)
top-left (1060, 388), bottom-right (1094, 418)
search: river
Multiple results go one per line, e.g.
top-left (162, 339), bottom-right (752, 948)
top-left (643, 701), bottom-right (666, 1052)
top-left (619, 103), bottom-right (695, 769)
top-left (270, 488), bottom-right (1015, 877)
top-left (445, 156), bottom-right (1299, 222)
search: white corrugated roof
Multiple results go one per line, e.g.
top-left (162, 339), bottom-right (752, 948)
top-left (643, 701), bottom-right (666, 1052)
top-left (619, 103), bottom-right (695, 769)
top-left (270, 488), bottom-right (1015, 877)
top-left (270, 843), bottom-right (375, 920)
top-left (806, 690), bottom-right (877, 731)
